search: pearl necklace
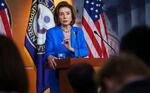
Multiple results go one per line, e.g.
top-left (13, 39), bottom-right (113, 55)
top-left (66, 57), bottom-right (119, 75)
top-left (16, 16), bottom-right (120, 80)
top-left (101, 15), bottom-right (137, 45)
top-left (61, 26), bottom-right (70, 33)
top-left (63, 30), bottom-right (70, 33)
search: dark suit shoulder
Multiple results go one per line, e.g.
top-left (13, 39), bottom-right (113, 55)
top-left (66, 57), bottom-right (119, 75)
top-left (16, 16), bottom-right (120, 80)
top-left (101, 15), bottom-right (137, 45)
top-left (118, 78), bottom-right (150, 93)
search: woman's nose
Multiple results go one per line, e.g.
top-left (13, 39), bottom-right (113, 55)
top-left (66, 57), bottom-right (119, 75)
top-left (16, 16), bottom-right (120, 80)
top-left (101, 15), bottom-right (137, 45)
top-left (64, 14), bottom-right (67, 18)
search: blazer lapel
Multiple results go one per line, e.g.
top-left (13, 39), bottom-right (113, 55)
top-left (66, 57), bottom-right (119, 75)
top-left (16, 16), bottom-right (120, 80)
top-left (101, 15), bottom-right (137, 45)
top-left (71, 26), bottom-right (77, 48)
top-left (55, 25), bottom-right (64, 42)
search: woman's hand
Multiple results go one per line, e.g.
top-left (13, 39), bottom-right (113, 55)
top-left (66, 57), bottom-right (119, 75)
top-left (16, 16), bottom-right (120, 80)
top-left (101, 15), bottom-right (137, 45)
top-left (47, 56), bottom-right (57, 69)
top-left (62, 38), bottom-right (74, 52)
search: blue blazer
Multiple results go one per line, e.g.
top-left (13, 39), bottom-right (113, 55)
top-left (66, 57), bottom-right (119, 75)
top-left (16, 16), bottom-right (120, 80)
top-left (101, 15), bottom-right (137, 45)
top-left (45, 25), bottom-right (88, 59)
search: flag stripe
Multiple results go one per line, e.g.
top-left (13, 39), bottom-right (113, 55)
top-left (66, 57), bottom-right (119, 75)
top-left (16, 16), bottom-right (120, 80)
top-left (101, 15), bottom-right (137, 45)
top-left (0, 9), bottom-right (12, 38)
top-left (87, 46), bottom-right (94, 58)
top-left (0, 16), bottom-right (6, 35)
top-left (95, 21), bottom-right (108, 58)
top-left (101, 13), bottom-right (108, 40)
top-left (82, 26), bottom-right (99, 58)
top-left (99, 15), bottom-right (109, 57)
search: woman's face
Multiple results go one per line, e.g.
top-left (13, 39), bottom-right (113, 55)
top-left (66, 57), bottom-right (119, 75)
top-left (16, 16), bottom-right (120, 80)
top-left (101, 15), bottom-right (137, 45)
top-left (58, 7), bottom-right (72, 26)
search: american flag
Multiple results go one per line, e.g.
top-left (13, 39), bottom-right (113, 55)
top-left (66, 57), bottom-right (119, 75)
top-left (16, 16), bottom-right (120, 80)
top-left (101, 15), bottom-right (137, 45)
top-left (0, 0), bottom-right (12, 38)
top-left (82, 0), bottom-right (109, 58)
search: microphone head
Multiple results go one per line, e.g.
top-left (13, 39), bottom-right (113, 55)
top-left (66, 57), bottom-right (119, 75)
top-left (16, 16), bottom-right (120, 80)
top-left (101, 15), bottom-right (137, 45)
top-left (94, 30), bottom-right (98, 34)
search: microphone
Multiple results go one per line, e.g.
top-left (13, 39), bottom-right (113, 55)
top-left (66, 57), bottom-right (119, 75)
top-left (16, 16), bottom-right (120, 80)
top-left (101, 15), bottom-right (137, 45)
top-left (94, 30), bottom-right (116, 54)
top-left (75, 31), bottom-right (80, 57)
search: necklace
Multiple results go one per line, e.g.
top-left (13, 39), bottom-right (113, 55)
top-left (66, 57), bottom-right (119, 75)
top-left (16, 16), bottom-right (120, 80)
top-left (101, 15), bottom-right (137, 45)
top-left (61, 26), bottom-right (70, 33)
top-left (62, 30), bottom-right (70, 33)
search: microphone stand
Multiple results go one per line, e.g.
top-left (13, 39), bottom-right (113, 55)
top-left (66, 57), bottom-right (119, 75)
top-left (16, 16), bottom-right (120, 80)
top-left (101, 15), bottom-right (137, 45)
top-left (94, 31), bottom-right (116, 54)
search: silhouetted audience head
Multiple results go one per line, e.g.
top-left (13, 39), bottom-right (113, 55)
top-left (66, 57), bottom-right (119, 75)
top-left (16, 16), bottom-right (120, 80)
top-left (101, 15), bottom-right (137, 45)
top-left (0, 35), bottom-right (28, 93)
top-left (120, 25), bottom-right (150, 67)
top-left (97, 53), bottom-right (150, 93)
top-left (67, 62), bottom-right (97, 93)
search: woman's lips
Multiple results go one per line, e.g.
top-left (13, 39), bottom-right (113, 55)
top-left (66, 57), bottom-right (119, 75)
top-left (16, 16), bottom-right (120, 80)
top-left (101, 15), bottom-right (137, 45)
top-left (63, 20), bottom-right (68, 23)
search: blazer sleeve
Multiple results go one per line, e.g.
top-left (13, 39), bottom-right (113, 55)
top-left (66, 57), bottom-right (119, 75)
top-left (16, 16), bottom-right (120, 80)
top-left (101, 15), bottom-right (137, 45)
top-left (44, 29), bottom-right (55, 60)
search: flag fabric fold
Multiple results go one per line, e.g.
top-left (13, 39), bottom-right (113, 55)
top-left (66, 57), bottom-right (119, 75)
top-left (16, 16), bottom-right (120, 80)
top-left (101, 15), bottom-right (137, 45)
top-left (25, 0), bottom-right (55, 93)
top-left (82, 0), bottom-right (109, 58)
top-left (0, 0), bottom-right (12, 38)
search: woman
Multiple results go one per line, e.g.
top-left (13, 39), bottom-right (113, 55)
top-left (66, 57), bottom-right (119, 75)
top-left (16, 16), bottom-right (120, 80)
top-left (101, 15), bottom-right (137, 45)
top-left (45, 1), bottom-right (88, 93)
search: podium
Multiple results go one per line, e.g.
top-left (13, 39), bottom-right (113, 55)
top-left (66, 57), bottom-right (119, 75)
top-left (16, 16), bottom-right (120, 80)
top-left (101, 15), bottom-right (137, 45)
top-left (53, 58), bottom-right (105, 93)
